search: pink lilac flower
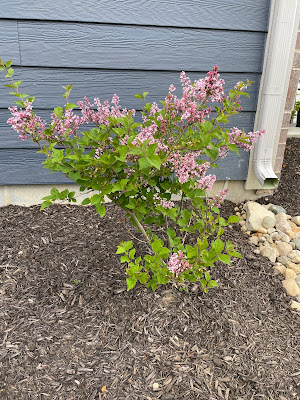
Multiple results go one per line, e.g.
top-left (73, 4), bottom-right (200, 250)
top-left (169, 84), bottom-right (176, 93)
top-left (7, 101), bottom-right (46, 140)
top-left (153, 193), bottom-right (174, 209)
top-left (210, 188), bottom-right (229, 208)
top-left (196, 174), bottom-right (216, 191)
top-left (169, 153), bottom-right (210, 184)
top-left (50, 109), bottom-right (84, 139)
top-left (168, 251), bottom-right (191, 276)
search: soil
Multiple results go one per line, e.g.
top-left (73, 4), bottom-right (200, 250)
top-left (0, 138), bottom-right (299, 400)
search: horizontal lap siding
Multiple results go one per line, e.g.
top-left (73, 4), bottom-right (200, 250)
top-left (0, 0), bottom-right (270, 185)
top-left (17, 22), bottom-right (266, 72)
top-left (0, 149), bottom-right (250, 185)
top-left (0, 0), bottom-right (270, 31)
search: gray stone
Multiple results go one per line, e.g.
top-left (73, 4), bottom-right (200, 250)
top-left (262, 215), bottom-right (276, 229)
top-left (276, 255), bottom-right (290, 265)
top-left (245, 202), bottom-right (277, 233)
top-left (260, 246), bottom-right (277, 263)
top-left (249, 236), bottom-right (259, 246)
top-left (288, 250), bottom-right (300, 263)
top-left (286, 262), bottom-right (300, 274)
top-left (270, 232), bottom-right (283, 242)
top-left (269, 205), bottom-right (287, 214)
top-left (280, 233), bottom-right (291, 243)
top-left (267, 227), bottom-right (276, 234)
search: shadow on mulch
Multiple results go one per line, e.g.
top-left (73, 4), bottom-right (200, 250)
top-left (0, 138), bottom-right (299, 400)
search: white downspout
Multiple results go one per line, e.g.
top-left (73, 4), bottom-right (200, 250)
top-left (248, 0), bottom-right (300, 189)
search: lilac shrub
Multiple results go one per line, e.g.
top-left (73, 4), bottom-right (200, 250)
top-left (0, 59), bottom-right (265, 291)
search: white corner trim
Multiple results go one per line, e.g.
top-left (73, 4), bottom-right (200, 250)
top-left (245, 0), bottom-right (300, 190)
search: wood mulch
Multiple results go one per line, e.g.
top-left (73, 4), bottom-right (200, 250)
top-left (0, 138), bottom-right (299, 400)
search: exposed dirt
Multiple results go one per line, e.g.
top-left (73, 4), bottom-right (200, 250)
top-left (0, 138), bottom-right (299, 400)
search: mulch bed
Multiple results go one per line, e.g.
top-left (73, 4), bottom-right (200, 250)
top-left (0, 138), bottom-right (299, 400)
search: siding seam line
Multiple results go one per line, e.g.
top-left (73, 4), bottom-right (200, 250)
top-left (16, 20), bottom-right (22, 66)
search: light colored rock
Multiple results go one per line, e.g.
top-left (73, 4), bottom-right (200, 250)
top-left (270, 232), bottom-right (282, 242)
top-left (262, 215), bottom-right (276, 229)
top-left (253, 249), bottom-right (260, 254)
top-left (291, 216), bottom-right (300, 226)
top-left (290, 300), bottom-right (300, 311)
top-left (288, 250), bottom-right (300, 263)
top-left (239, 220), bottom-right (246, 226)
top-left (269, 244), bottom-right (279, 256)
top-left (280, 233), bottom-right (290, 243)
top-left (267, 227), bottom-right (276, 234)
top-left (276, 255), bottom-right (290, 265)
top-left (259, 236), bottom-right (266, 243)
top-left (241, 225), bottom-right (247, 232)
top-left (286, 231), bottom-right (299, 240)
top-left (282, 278), bottom-right (300, 297)
top-left (285, 262), bottom-right (300, 274)
top-left (275, 213), bottom-right (291, 234)
top-left (249, 236), bottom-right (259, 246)
top-left (293, 239), bottom-right (300, 250)
top-left (285, 268), bottom-right (297, 279)
top-left (269, 205), bottom-right (287, 214)
top-left (274, 263), bottom-right (286, 275)
top-left (276, 242), bottom-right (293, 256)
top-left (260, 247), bottom-right (277, 263)
top-left (292, 225), bottom-right (300, 234)
top-left (245, 202), bottom-right (276, 233)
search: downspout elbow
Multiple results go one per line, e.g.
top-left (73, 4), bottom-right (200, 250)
top-left (253, 144), bottom-right (279, 189)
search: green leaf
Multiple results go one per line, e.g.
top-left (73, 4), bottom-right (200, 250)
top-left (123, 241), bottom-right (133, 251)
top-left (53, 106), bottom-right (64, 118)
top-left (138, 157), bottom-right (150, 170)
top-left (152, 239), bottom-right (162, 253)
top-left (207, 280), bottom-right (218, 288)
top-left (139, 273), bottom-right (149, 284)
top-left (142, 91), bottom-right (149, 98)
top-left (218, 254), bottom-right (231, 265)
top-left (81, 198), bottom-right (91, 205)
top-left (5, 60), bottom-right (12, 68)
top-left (147, 155), bottom-right (161, 170)
top-left (96, 204), bottom-right (106, 217)
top-left (126, 277), bottom-right (137, 291)
top-left (167, 228), bottom-right (176, 239)
top-left (65, 103), bottom-right (78, 110)
top-left (116, 246), bottom-right (125, 254)
top-left (40, 200), bottom-right (51, 210)
top-left (228, 215), bottom-right (240, 223)
top-left (121, 255), bottom-right (130, 263)
top-left (204, 272), bottom-right (210, 281)
top-left (212, 238), bottom-right (224, 254)
top-left (129, 248), bottom-right (136, 259)
top-left (134, 93), bottom-right (143, 100)
top-left (5, 68), bottom-right (14, 78)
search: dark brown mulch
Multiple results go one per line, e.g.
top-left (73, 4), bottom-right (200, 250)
top-left (256, 137), bottom-right (300, 216)
top-left (0, 139), bottom-right (300, 400)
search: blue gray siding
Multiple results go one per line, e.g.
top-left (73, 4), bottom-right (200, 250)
top-left (0, 0), bottom-right (270, 185)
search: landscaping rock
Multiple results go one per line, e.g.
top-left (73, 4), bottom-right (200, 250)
top-left (260, 247), bottom-right (277, 263)
top-left (285, 261), bottom-right (300, 274)
top-left (262, 216), bottom-right (276, 229)
top-left (288, 250), bottom-right (300, 263)
top-left (276, 255), bottom-right (290, 265)
top-left (269, 205), bottom-right (287, 214)
top-left (290, 300), bottom-right (300, 311)
top-left (285, 268), bottom-right (297, 279)
top-left (245, 202), bottom-right (276, 232)
top-left (293, 238), bottom-right (300, 250)
top-left (291, 216), bottom-right (300, 226)
top-left (275, 213), bottom-right (291, 234)
top-left (274, 263), bottom-right (286, 275)
top-left (282, 278), bottom-right (300, 297)
top-left (276, 242), bottom-right (293, 256)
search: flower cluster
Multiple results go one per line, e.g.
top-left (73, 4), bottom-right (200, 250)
top-left (168, 251), bottom-right (191, 276)
top-left (7, 101), bottom-right (46, 140)
top-left (153, 193), bottom-right (174, 209)
top-left (169, 153), bottom-right (210, 184)
top-left (77, 95), bottom-right (135, 127)
top-left (209, 188), bottom-right (229, 208)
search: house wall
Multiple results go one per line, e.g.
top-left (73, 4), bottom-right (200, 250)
top-left (0, 1), bottom-right (270, 203)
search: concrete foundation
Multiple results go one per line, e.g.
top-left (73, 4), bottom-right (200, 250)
top-left (0, 181), bottom-right (267, 208)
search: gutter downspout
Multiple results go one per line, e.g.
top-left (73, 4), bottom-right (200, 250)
top-left (249, 0), bottom-right (299, 189)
